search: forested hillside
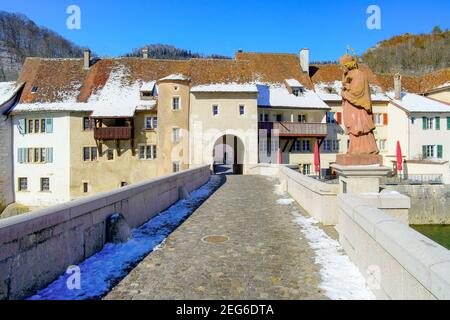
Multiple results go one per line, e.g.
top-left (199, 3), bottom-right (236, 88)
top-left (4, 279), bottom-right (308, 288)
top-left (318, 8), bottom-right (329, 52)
top-left (0, 11), bottom-right (83, 81)
top-left (124, 44), bottom-right (230, 60)
top-left (362, 27), bottom-right (450, 76)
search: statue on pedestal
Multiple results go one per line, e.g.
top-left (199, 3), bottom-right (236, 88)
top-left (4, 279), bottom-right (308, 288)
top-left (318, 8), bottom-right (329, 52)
top-left (336, 51), bottom-right (383, 166)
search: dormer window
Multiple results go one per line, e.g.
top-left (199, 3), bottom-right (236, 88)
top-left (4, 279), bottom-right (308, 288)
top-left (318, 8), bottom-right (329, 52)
top-left (140, 81), bottom-right (156, 100)
top-left (31, 86), bottom-right (38, 93)
top-left (292, 88), bottom-right (300, 96)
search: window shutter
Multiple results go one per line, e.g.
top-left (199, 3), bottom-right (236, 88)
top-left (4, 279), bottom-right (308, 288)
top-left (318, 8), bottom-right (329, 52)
top-left (422, 145), bottom-right (427, 158)
top-left (45, 118), bottom-right (53, 133)
top-left (336, 112), bottom-right (342, 125)
top-left (437, 145), bottom-right (443, 159)
top-left (46, 148), bottom-right (53, 163)
top-left (435, 117), bottom-right (441, 130)
top-left (447, 117), bottom-right (450, 130)
top-left (18, 119), bottom-right (26, 134)
top-left (423, 117), bottom-right (427, 130)
top-left (18, 148), bottom-right (23, 163)
top-left (383, 114), bottom-right (388, 126)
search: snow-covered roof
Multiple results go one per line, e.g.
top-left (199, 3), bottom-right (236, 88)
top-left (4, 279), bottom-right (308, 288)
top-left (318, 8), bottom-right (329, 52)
top-left (191, 83), bottom-right (258, 93)
top-left (0, 82), bottom-right (18, 105)
top-left (314, 81), bottom-right (389, 102)
top-left (389, 92), bottom-right (450, 113)
top-left (285, 79), bottom-right (303, 87)
top-left (140, 81), bottom-right (156, 92)
top-left (158, 73), bottom-right (190, 82)
top-left (258, 84), bottom-right (330, 109)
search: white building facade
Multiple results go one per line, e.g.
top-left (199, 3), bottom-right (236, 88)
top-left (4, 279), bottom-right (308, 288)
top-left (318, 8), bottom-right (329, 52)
top-left (13, 112), bottom-right (71, 207)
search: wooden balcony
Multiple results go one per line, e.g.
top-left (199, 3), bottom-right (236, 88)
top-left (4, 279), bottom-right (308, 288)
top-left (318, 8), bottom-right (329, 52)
top-left (259, 122), bottom-right (328, 137)
top-left (94, 127), bottom-right (133, 140)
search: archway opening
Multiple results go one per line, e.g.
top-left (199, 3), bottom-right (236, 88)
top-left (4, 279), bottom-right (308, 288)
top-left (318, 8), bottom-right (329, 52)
top-left (213, 135), bottom-right (245, 175)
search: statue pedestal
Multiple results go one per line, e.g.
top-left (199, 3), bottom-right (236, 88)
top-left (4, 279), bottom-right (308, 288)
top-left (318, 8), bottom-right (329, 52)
top-left (336, 154), bottom-right (383, 166)
top-left (332, 164), bottom-right (390, 194)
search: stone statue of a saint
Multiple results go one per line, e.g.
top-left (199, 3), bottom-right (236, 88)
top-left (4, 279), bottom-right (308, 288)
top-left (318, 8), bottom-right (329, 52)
top-left (336, 52), bottom-right (383, 165)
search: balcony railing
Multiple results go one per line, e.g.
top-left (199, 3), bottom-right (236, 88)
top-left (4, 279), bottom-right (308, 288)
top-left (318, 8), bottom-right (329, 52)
top-left (94, 127), bottom-right (133, 140)
top-left (259, 122), bottom-right (328, 137)
top-left (381, 174), bottom-right (443, 185)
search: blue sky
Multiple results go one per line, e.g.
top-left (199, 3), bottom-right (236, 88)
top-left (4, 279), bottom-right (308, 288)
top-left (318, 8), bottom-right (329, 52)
top-left (1, 0), bottom-right (449, 60)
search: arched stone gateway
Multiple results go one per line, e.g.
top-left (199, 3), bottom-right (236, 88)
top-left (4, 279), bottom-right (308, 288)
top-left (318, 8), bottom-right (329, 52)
top-left (213, 134), bottom-right (245, 175)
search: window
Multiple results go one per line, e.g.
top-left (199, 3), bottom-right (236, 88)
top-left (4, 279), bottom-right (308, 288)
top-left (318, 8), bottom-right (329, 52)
top-left (83, 117), bottom-right (92, 131)
top-left (35, 119), bottom-right (40, 133)
top-left (41, 119), bottom-right (46, 133)
top-left (275, 114), bottom-right (283, 122)
top-left (326, 112), bottom-right (336, 124)
top-left (411, 117), bottom-right (416, 125)
top-left (28, 119), bottom-right (34, 133)
top-left (40, 148), bottom-right (46, 163)
top-left (377, 139), bottom-right (387, 151)
top-left (18, 178), bottom-right (28, 191)
top-left (107, 149), bottom-right (114, 161)
top-left (293, 140), bottom-right (301, 152)
top-left (239, 105), bottom-right (245, 116)
top-left (40, 178), bottom-right (50, 192)
top-left (323, 140), bottom-right (331, 151)
top-left (172, 128), bottom-right (181, 143)
top-left (423, 117), bottom-right (435, 130)
top-left (302, 164), bottom-right (312, 175)
top-left (142, 91), bottom-right (152, 97)
top-left (259, 113), bottom-right (269, 122)
top-left (292, 89), bottom-right (300, 96)
top-left (332, 140), bottom-right (340, 152)
top-left (302, 140), bottom-right (311, 152)
top-left (83, 147), bottom-right (98, 161)
top-left (31, 86), bottom-right (38, 93)
top-left (138, 145), bottom-right (157, 160)
top-left (423, 145), bottom-right (443, 159)
top-left (174, 85), bottom-right (179, 91)
top-left (298, 115), bottom-right (307, 123)
top-left (34, 148), bottom-right (40, 163)
top-left (121, 182), bottom-right (128, 187)
top-left (172, 161), bottom-right (180, 173)
top-left (145, 116), bottom-right (158, 130)
top-left (172, 97), bottom-right (180, 110)
top-left (374, 114), bottom-right (383, 125)
top-left (83, 182), bottom-right (89, 193)
top-left (212, 105), bottom-right (219, 116)
top-left (435, 117), bottom-right (441, 130)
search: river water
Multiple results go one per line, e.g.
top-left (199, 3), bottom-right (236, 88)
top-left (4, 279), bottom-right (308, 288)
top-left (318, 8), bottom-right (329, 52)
top-left (411, 225), bottom-right (450, 250)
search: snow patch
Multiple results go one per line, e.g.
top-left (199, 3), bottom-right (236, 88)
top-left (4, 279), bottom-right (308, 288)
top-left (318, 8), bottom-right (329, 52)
top-left (292, 211), bottom-right (375, 300)
top-left (276, 198), bottom-right (294, 205)
top-left (28, 176), bottom-right (223, 300)
top-left (191, 83), bottom-right (258, 93)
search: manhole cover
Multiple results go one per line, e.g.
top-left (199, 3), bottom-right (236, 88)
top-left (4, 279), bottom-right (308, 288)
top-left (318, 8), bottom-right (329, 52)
top-left (201, 235), bottom-right (230, 244)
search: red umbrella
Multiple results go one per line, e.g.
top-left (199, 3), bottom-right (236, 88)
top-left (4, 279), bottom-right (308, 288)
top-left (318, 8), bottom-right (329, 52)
top-left (314, 141), bottom-right (321, 174)
top-left (277, 147), bottom-right (282, 165)
top-left (396, 141), bottom-right (403, 172)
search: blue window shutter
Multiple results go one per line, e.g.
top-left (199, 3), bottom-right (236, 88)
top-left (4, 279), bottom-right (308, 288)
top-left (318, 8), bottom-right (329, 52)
top-left (422, 117), bottom-right (427, 130)
top-left (437, 145), bottom-right (443, 159)
top-left (45, 118), bottom-right (53, 133)
top-left (435, 117), bottom-right (440, 130)
top-left (18, 148), bottom-right (23, 163)
top-left (18, 119), bottom-right (26, 134)
top-left (46, 148), bottom-right (53, 163)
top-left (447, 117), bottom-right (450, 130)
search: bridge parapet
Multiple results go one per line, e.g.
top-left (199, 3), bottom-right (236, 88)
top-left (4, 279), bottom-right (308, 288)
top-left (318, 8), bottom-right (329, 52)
top-left (0, 165), bottom-right (211, 300)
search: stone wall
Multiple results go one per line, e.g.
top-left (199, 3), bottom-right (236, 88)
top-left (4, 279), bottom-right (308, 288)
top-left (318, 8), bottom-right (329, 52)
top-left (0, 114), bottom-right (13, 213)
top-left (338, 194), bottom-right (450, 300)
top-left (383, 184), bottom-right (450, 225)
top-left (0, 165), bottom-right (211, 300)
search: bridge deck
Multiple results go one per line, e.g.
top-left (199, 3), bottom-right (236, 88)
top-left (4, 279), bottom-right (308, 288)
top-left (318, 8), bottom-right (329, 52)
top-left (105, 175), bottom-right (327, 300)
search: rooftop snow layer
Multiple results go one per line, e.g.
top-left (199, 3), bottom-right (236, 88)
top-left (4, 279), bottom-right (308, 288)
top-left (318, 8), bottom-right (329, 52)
top-left (0, 82), bottom-right (18, 105)
top-left (258, 84), bottom-right (330, 109)
top-left (158, 73), bottom-right (190, 82)
top-left (140, 81), bottom-right (156, 92)
top-left (191, 83), bottom-right (258, 93)
top-left (314, 82), bottom-right (389, 102)
top-left (389, 92), bottom-right (450, 113)
top-left (285, 79), bottom-right (303, 87)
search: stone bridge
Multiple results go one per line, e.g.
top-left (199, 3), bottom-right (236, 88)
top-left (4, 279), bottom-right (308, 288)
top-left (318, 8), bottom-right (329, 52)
top-left (1, 165), bottom-right (450, 300)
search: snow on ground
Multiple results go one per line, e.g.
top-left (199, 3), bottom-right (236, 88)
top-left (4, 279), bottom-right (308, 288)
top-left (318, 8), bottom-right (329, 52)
top-left (291, 211), bottom-right (376, 300)
top-left (276, 198), bottom-right (295, 205)
top-left (28, 176), bottom-right (223, 300)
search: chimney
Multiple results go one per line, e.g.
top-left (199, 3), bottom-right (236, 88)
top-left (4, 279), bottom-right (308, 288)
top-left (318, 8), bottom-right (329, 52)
top-left (142, 47), bottom-right (149, 59)
top-left (394, 73), bottom-right (402, 100)
top-left (300, 48), bottom-right (309, 74)
top-left (83, 48), bottom-right (91, 70)
top-left (237, 48), bottom-right (243, 53)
